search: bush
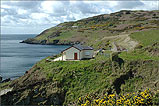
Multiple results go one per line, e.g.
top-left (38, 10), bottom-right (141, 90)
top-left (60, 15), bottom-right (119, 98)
top-left (111, 52), bottom-right (119, 62)
top-left (78, 89), bottom-right (154, 106)
top-left (152, 91), bottom-right (159, 105)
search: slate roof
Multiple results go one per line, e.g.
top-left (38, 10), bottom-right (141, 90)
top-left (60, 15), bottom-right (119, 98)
top-left (61, 44), bottom-right (93, 53)
top-left (73, 44), bottom-right (93, 50)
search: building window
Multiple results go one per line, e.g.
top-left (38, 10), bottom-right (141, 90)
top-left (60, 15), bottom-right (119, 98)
top-left (85, 51), bottom-right (90, 56)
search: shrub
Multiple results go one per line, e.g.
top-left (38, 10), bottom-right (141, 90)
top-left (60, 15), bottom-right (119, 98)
top-left (78, 89), bottom-right (154, 106)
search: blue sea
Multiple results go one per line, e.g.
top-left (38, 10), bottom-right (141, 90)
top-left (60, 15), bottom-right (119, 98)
top-left (0, 34), bottom-right (69, 80)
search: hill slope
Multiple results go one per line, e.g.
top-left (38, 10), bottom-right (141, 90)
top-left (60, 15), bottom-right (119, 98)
top-left (1, 55), bottom-right (159, 105)
top-left (1, 10), bottom-right (159, 105)
top-left (21, 10), bottom-right (159, 50)
top-left (1, 28), bottom-right (159, 105)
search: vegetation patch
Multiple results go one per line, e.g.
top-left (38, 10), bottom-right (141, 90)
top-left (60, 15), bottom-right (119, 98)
top-left (21, 10), bottom-right (159, 50)
top-left (130, 29), bottom-right (159, 47)
top-left (1, 10), bottom-right (159, 105)
top-left (78, 89), bottom-right (159, 106)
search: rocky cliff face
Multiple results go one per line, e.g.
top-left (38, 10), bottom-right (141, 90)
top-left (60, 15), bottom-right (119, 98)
top-left (1, 65), bottom-right (65, 105)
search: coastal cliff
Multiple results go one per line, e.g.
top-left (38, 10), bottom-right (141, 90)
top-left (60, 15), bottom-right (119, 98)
top-left (1, 10), bottom-right (159, 105)
top-left (1, 53), bottom-right (159, 105)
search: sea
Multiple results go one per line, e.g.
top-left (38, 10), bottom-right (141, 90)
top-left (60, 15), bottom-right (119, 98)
top-left (0, 34), bottom-right (69, 80)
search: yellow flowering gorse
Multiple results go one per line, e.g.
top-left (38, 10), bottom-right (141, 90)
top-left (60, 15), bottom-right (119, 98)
top-left (78, 89), bottom-right (153, 106)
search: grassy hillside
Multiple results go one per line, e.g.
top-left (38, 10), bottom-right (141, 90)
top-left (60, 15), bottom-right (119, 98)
top-left (130, 29), bottom-right (159, 47)
top-left (1, 54), bottom-right (159, 105)
top-left (119, 29), bottom-right (159, 60)
top-left (2, 34), bottom-right (159, 105)
top-left (21, 10), bottom-right (159, 50)
top-left (1, 10), bottom-right (159, 105)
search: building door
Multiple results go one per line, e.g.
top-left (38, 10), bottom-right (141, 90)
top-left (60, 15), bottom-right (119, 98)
top-left (74, 53), bottom-right (78, 60)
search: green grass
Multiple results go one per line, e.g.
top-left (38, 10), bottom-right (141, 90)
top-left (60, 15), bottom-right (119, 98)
top-left (120, 29), bottom-right (159, 61)
top-left (36, 55), bottom-right (112, 104)
top-left (119, 50), bottom-right (159, 61)
top-left (34, 51), bottom-right (159, 105)
top-left (55, 30), bottom-right (74, 40)
top-left (130, 29), bottom-right (159, 47)
top-left (2, 10), bottom-right (159, 105)
top-left (34, 53), bottom-right (159, 104)
top-left (3, 52), bottom-right (158, 105)
top-left (0, 82), bottom-right (11, 91)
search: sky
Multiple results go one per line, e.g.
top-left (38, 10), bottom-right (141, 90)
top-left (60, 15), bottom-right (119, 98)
top-left (1, 0), bottom-right (158, 34)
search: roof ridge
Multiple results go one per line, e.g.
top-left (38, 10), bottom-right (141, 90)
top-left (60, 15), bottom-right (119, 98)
top-left (73, 44), bottom-right (93, 50)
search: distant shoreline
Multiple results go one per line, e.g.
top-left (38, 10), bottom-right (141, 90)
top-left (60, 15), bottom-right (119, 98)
top-left (19, 41), bottom-right (72, 46)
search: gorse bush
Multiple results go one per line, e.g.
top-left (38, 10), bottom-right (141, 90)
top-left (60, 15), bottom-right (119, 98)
top-left (78, 89), bottom-right (153, 106)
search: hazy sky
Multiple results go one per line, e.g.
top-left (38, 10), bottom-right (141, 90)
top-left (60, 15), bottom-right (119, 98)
top-left (1, 0), bottom-right (158, 34)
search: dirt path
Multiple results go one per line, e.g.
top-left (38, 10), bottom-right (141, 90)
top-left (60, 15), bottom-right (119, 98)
top-left (102, 33), bottom-right (138, 50)
top-left (116, 34), bottom-right (138, 50)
